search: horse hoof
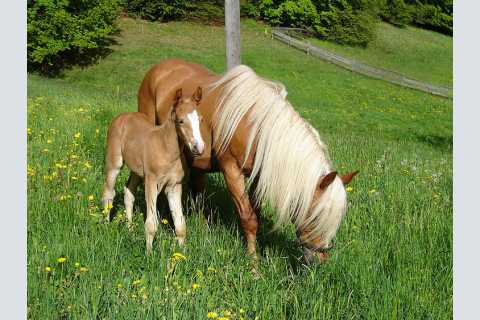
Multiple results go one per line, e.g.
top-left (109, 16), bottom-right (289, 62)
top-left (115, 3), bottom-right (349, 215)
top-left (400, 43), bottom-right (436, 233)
top-left (251, 266), bottom-right (261, 280)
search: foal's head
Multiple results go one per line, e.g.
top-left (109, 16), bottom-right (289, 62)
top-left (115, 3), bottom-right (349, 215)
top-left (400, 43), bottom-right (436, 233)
top-left (297, 170), bottom-right (359, 264)
top-left (172, 87), bottom-right (205, 156)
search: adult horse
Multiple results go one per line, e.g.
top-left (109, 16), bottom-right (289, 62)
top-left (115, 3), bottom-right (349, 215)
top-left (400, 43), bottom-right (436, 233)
top-left (138, 59), bottom-right (358, 263)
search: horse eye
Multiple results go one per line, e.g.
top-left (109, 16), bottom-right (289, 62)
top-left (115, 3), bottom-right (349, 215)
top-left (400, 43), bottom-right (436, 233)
top-left (178, 120), bottom-right (184, 125)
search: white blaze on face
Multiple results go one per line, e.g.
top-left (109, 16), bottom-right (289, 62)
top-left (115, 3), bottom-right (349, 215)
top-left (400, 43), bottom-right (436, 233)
top-left (187, 110), bottom-right (205, 154)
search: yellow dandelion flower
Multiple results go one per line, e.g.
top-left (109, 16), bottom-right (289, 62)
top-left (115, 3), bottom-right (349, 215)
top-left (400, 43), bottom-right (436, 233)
top-left (59, 195), bottom-right (66, 201)
top-left (239, 308), bottom-right (245, 314)
top-left (45, 266), bottom-right (52, 272)
top-left (218, 317), bottom-right (229, 320)
top-left (132, 279), bottom-right (142, 285)
top-left (47, 139), bottom-right (52, 144)
top-left (88, 195), bottom-right (94, 201)
top-left (27, 128), bottom-right (32, 135)
top-left (207, 312), bottom-right (218, 319)
top-left (171, 252), bottom-right (187, 261)
top-left (117, 283), bottom-right (123, 289)
top-left (84, 161), bottom-right (92, 169)
top-left (161, 219), bottom-right (168, 225)
top-left (192, 283), bottom-right (199, 290)
top-left (95, 129), bottom-right (100, 134)
top-left (57, 257), bottom-right (66, 263)
top-left (346, 186), bottom-right (353, 192)
top-left (74, 262), bottom-right (80, 267)
top-left (42, 148), bottom-right (49, 153)
top-left (74, 133), bottom-right (81, 139)
top-left (79, 267), bottom-right (88, 272)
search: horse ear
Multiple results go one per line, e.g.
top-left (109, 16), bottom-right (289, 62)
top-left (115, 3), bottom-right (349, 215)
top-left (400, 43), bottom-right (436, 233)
top-left (340, 171), bottom-right (359, 186)
top-left (193, 86), bottom-right (202, 103)
top-left (175, 88), bottom-right (183, 102)
top-left (318, 171), bottom-right (337, 190)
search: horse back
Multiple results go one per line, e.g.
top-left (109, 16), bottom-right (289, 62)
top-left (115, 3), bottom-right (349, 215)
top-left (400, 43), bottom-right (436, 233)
top-left (137, 59), bottom-right (220, 170)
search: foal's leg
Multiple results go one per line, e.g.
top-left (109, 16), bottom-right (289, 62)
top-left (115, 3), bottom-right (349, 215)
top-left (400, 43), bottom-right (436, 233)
top-left (102, 143), bottom-right (123, 222)
top-left (220, 158), bottom-right (259, 259)
top-left (144, 175), bottom-right (161, 254)
top-left (165, 183), bottom-right (186, 246)
top-left (124, 172), bottom-right (141, 230)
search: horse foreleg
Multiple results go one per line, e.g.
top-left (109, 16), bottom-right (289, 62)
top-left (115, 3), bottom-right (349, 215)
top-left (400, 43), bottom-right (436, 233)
top-left (166, 183), bottom-right (186, 246)
top-left (221, 160), bottom-right (259, 259)
top-left (144, 176), bottom-right (160, 255)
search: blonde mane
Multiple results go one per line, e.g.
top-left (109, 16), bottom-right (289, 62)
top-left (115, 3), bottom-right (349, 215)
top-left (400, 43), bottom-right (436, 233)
top-left (210, 65), bottom-right (347, 248)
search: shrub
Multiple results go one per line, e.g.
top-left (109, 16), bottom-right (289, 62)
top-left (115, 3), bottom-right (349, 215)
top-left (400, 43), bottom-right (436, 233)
top-left (410, 3), bottom-right (452, 35)
top-left (318, 5), bottom-right (377, 46)
top-left (124, 0), bottom-right (225, 24)
top-left (268, 0), bottom-right (319, 28)
top-left (28, 0), bottom-right (121, 75)
top-left (124, 0), bottom-right (187, 21)
top-left (379, 0), bottom-right (412, 27)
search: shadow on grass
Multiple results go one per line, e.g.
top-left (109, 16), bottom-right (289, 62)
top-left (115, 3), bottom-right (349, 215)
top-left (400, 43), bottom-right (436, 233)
top-left (28, 37), bottom-right (118, 78)
top-left (106, 171), bottom-right (306, 272)
top-left (415, 134), bottom-right (452, 152)
top-left (202, 174), bottom-right (305, 272)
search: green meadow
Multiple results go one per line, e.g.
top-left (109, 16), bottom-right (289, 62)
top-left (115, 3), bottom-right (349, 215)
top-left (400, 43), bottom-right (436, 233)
top-left (309, 21), bottom-right (453, 87)
top-left (27, 18), bottom-right (452, 319)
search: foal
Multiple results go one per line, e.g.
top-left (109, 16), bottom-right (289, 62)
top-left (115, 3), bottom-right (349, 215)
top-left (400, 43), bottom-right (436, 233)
top-left (101, 87), bottom-right (205, 253)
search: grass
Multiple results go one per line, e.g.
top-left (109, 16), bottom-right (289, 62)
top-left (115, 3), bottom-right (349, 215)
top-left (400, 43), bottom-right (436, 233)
top-left (308, 22), bottom-right (453, 87)
top-left (27, 18), bottom-right (452, 319)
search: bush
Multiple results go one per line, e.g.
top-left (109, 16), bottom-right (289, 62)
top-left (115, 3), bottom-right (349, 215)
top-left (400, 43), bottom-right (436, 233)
top-left (410, 3), bottom-right (452, 35)
top-left (28, 0), bottom-right (121, 75)
top-left (318, 5), bottom-right (376, 46)
top-left (265, 0), bottom-right (319, 28)
top-left (247, 0), bottom-right (376, 46)
top-left (123, 0), bottom-right (187, 21)
top-left (124, 0), bottom-right (225, 24)
top-left (379, 0), bottom-right (412, 27)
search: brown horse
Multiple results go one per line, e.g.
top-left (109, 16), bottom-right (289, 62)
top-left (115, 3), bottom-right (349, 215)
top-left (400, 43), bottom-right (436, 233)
top-left (102, 87), bottom-right (205, 253)
top-left (138, 59), bottom-right (358, 263)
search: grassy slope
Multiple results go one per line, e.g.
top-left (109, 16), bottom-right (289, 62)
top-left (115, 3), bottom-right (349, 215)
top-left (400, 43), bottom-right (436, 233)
top-left (27, 18), bottom-right (452, 319)
top-left (309, 22), bottom-right (453, 87)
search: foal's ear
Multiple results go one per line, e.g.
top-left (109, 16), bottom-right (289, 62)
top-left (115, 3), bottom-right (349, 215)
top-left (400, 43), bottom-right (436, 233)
top-left (318, 171), bottom-right (337, 190)
top-left (193, 86), bottom-right (202, 103)
top-left (175, 88), bottom-right (183, 102)
top-left (340, 171), bottom-right (359, 186)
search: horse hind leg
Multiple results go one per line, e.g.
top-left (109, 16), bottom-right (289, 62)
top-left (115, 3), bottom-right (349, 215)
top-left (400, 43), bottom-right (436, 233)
top-left (101, 139), bottom-right (123, 222)
top-left (124, 172), bottom-right (141, 231)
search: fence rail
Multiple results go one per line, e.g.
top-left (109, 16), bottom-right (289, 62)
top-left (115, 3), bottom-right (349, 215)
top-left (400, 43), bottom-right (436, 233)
top-left (272, 28), bottom-right (452, 99)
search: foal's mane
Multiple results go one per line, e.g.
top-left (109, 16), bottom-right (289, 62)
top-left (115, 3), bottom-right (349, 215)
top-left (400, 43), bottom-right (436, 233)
top-left (209, 65), bottom-right (347, 247)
